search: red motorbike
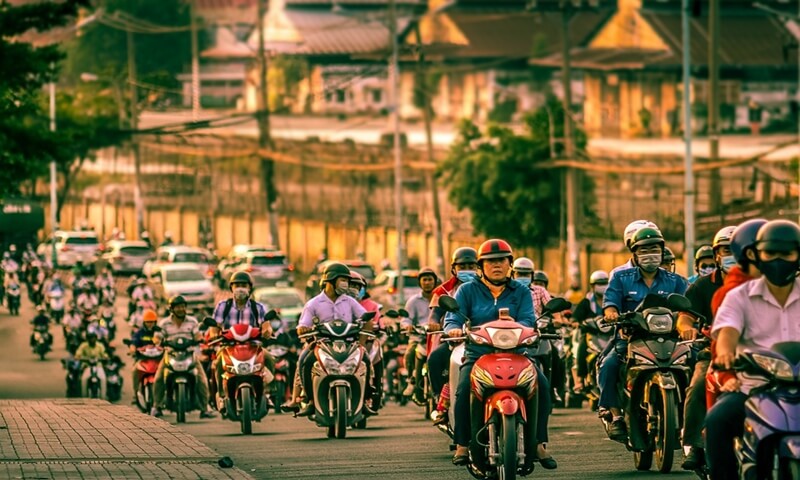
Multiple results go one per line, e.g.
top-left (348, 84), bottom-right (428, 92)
top-left (439, 295), bottom-right (569, 480)
top-left (132, 345), bottom-right (164, 413)
top-left (213, 323), bottom-right (273, 434)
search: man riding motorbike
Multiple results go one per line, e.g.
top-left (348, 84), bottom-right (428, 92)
top-left (609, 220), bottom-right (661, 280)
top-left (29, 305), bottom-right (51, 348)
top-left (706, 219), bottom-right (800, 479)
top-left (402, 266), bottom-right (438, 402)
top-left (130, 308), bottom-right (159, 402)
top-left (74, 330), bottom-right (108, 398)
top-left (571, 270), bottom-right (609, 392)
top-left (600, 226), bottom-right (688, 441)
top-left (151, 295), bottom-right (215, 419)
top-left (445, 239), bottom-right (556, 469)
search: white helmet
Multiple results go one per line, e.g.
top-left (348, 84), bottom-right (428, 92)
top-left (623, 220), bottom-right (661, 249)
top-left (512, 257), bottom-right (535, 273)
top-left (589, 270), bottom-right (609, 285)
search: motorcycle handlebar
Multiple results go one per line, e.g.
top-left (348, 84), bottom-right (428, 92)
top-left (539, 333), bottom-right (563, 341)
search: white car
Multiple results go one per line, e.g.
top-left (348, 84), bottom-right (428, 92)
top-left (143, 245), bottom-right (215, 279)
top-left (38, 230), bottom-right (102, 268)
top-left (253, 286), bottom-right (304, 329)
top-left (149, 263), bottom-right (215, 312)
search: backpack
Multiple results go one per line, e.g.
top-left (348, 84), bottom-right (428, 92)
top-left (221, 298), bottom-right (260, 325)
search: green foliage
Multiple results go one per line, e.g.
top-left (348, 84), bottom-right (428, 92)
top-left (0, 0), bottom-right (88, 199)
top-left (440, 96), bottom-right (596, 248)
top-left (412, 70), bottom-right (441, 115)
top-left (488, 96), bottom-right (518, 123)
top-left (269, 55), bottom-right (309, 113)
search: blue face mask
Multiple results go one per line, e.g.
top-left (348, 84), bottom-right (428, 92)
top-left (358, 287), bottom-right (366, 300)
top-left (456, 270), bottom-right (477, 283)
top-left (516, 277), bottom-right (532, 287)
top-left (720, 255), bottom-right (737, 273)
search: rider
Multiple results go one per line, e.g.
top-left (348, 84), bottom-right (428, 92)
top-left (570, 270), bottom-right (609, 391)
top-left (74, 329), bottom-right (108, 398)
top-left (687, 245), bottom-right (716, 284)
top-left (401, 266), bottom-right (438, 402)
top-left (210, 271), bottom-right (274, 407)
top-left (160, 231), bottom-right (174, 247)
top-left (600, 226), bottom-right (688, 441)
top-left (661, 246), bottom-right (677, 274)
top-left (674, 225), bottom-right (736, 471)
top-left (29, 305), bottom-right (51, 348)
top-left (284, 262), bottom-right (371, 417)
top-left (610, 219), bottom-right (661, 279)
top-left (151, 295), bottom-right (215, 419)
top-left (129, 308), bottom-right (160, 401)
top-left (425, 247), bottom-right (478, 424)
top-left (532, 270), bottom-right (550, 290)
top-left (445, 239), bottom-right (556, 470)
top-left (706, 219), bottom-right (800, 480)
top-left (348, 271), bottom-right (384, 409)
top-left (511, 258), bottom-right (552, 317)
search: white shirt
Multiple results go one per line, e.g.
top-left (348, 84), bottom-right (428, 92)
top-left (298, 292), bottom-right (367, 328)
top-left (713, 277), bottom-right (800, 393)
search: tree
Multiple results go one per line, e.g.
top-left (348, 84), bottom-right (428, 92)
top-left (440, 95), bottom-right (598, 248)
top-left (0, 0), bottom-right (88, 199)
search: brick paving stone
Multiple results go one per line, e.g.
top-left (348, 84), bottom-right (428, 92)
top-left (0, 400), bottom-right (252, 480)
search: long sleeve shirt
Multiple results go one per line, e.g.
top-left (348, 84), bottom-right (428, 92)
top-left (603, 266), bottom-right (688, 314)
top-left (298, 292), bottom-right (367, 328)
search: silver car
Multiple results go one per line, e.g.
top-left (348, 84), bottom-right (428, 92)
top-left (100, 240), bottom-right (152, 275)
top-left (232, 251), bottom-right (294, 288)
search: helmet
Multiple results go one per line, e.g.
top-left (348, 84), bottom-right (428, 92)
top-left (512, 257), bottom-right (535, 274)
top-left (630, 227), bottom-right (665, 251)
top-left (623, 220), bottom-right (660, 249)
top-left (36, 304), bottom-right (46, 312)
top-left (589, 270), bottom-right (609, 285)
top-left (349, 271), bottom-right (366, 288)
top-left (533, 270), bottom-right (549, 287)
top-left (477, 239), bottom-right (513, 263)
top-left (168, 295), bottom-right (187, 308)
top-left (663, 247), bottom-right (676, 263)
top-left (321, 262), bottom-right (351, 283)
top-left (142, 309), bottom-right (158, 323)
top-left (417, 266), bottom-right (438, 285)
top-left (694, 245), bottom-right (715, 265)
top-left (450, 247), bottom-right (478, 266)
top-left (86, 330), bottom-right (98, 339)
top-left (731, 219), bottom-right (768, 265)
top-left (712, 226), bottom-right (737, 251)
top-left (755, 220), bottom-right (800, 254)
top-left (229, 271), bottom-right (253, 289)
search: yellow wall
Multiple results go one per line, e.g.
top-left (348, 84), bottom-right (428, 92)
top-left (590, 0), bottom-right (668, 50)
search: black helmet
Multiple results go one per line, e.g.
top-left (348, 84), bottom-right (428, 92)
top-left (417, 266), bottom-right (438, 286)
top-left (755, 220), bottom-right (800, 254)
top-left (229, 271), bottom-right (253, 290)
top-left (169, 295), bottom-right (187, 308)
top-left (731, 219), bottom-right (768, 266)
top-left (662, 247), bottom-right (676, 263)
top-left (450, 247), bottom-right (477, 266)
top-left (533, 270), bottom-right (549, 287)
top-left (321, 262), bottom-right (351, 283)
top-left (694, 245), bottom-right (715, 266)
top-left (630, 227), bottom-right (665, 251)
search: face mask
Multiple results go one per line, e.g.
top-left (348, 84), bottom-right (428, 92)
top-left (334, 280), bottom-right (349, 296)
top-left (699, 266), bottom-right (715, 276)
top-left (358, 287), bottom-right (366, 300)
top-left (759, 258), bottom-right (799, 287)
top-left (637, 253), bottom-right (662, 273)
top-left (720, 255), bottom-right (737, 273)
top-left (594, 284), bottom-right (608, 295)
top-left (516, 277), bottom-right (532, 287)
top-left (233, 287), bottom-right (249, 301)
top-left (457, 270), bottom-right (477, 283)
top-left (346, 287), bottom-right (359, 299)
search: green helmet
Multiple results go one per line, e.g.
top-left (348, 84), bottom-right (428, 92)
top-left (321, 262), bottom-right (351, 283)
top-left (168, 295), bottom-right (187, 308)
top-left (630, 227), bottom-right (665, 251)
top-left (229, 271), bottom-right (253, 290)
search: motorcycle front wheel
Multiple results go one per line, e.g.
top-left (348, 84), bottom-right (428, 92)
top-left (176, 383), bottom-right (187, 423)
top-left (497, 414), bottom-right (518, 480)
top-left (334, 385), bottom-right (347, 439)
top-left (240, 385), bottom-right (253, 435)
top-left (654, 387), bottom-right (678, 473)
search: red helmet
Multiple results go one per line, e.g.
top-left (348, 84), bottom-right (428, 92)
top-left (477, 239), bottom-right (513, 263)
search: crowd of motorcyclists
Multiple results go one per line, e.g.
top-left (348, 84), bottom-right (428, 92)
top-left (2, 215), bottom-right (799, 480)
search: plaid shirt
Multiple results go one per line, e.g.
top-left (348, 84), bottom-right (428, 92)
top-left (530, 285), bottom-right (551, 319)
top-left (212, 298), bottom-right (267, 329)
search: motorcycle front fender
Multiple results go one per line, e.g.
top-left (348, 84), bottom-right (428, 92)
top-left (484, 390), bottom-right (526, 422)
top-left (779, 435), bottom-right (800, 459)
top-left (650, 370), bottom-right (677, 390)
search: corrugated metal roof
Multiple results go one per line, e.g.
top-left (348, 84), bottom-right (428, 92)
top-left (530, 47), bottom-right (676, 70)
top-left (285, 0), bottom-right (424, 5)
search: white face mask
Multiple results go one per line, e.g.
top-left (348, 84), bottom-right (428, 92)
top-left (594, 284), bottom-right (608, 295)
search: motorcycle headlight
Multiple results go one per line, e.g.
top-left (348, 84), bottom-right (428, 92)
top-left (486, 327), bottom-right (522, 349)
top-left (751, 353), bottom-right (795, 381)
top-left (319, 350), bottom-right (359, 375)
top-left (169, 357), bottom-right (193, 372)
top-left (646, 314), bottom-right (673, 334)
top-left (235, 362), bottom-right (253, 375)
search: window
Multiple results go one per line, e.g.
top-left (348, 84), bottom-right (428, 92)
top-left (120, 246), bottom-right (151, 256)
top-left (371, 89), bottom-right (383, 104)
top-left (65, 236), bottom-right (99, 245)
top-left (336, 89), bottom-right (346, 104)
top-left (394, 275), bottom-right (420, 288)
top-left (173, 253), bottom-right (206, 263)
top-left (257, 292), bottom-right (303, 308)
top-left (251, 255), bottom-right (286, 266)
top-left (165, 269), bottom-right (206, 282)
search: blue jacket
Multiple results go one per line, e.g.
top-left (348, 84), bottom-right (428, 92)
top-left (443, 279), bottom-right (535, 332)
top-left (603, 266), bottom-right (688, 314)
top-left (131, 327), bottom-right (157, 348)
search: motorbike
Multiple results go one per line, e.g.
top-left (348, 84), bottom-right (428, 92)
top-left (6, 282), bottom-right (20, 316)
top-left (601, 293), bottom-right (693, 474)
top-left (62, 357), bottom-right (83, 397)
top-left (31, 323), bottom-right (52, 360)
top-left (210, 318), bottom-right (273, 435)
top-left (162, 335), bottom-right (201, 423)
top-left (723, 341), bottom-right (800, 480)
top-left (82, 359), bottom-right (105, 399)
top-left (439, 295), bottom-right (571, 480)
top-left (48, 289), bottom-right (66, 324)
top-left (64, 326), bottom-right (83, 356)
top-left (126, 342), bottom-right (164, 413)
top-left (381, 320), bottom-right (409, 406)
top-left (580, 315), bottom-right (615, 411)
top-left (99, 306), bottom-right (116, 341)
top-left (266, 342), bottom-right (293, 414)
top-left (298, 311), bottom-right (376, 439)
top-left (104, 348), bottom-right (124, 402)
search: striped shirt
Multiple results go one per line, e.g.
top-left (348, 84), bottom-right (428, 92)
top-left (212, 298), bottom-right (267, 329)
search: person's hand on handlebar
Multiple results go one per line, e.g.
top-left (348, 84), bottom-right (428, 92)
top-left (446, 328), bottom-right (462, 338)
top-left (603, 307), bottom-right (620, 323)
top-left (297, 326), bottom-right (313, 336)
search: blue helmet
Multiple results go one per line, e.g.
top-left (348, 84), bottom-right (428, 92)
top-left (731, 219), bottom-right (768, 267)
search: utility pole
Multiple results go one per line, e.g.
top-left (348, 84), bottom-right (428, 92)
top-left (190, 0), bottom-right (200, 121)
top-left (683, 0), bottom-right (695, 276)
top-left (413, 26), bottom-right (445, 277)
top-left (708, 0), bottom-right (721, 213)
top-left (389, 0), bottom-right (404, 304)
top-left (49, 65), bottom-right (58, 268)
top-left (257, 0), bottom-right (280, 248)
top-left (561, 7), bottom-right (580, 290)
top-left (127, 30), bottom-right (144, 238)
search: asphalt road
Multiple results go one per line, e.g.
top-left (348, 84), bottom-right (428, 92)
top-left (0, 289), bottom-right (698, 480)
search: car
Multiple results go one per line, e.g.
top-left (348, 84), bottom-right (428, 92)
top-left (253, 286), bottom-right (305, 329)
top-left (142, 245), bottom-right (216, 280)
top-left (230, 251), bottom-right (294, 288)
top-left (216, 244), bottom-right (276, 286)
top-left (38, 230), bottom-right (102, 268)
top-left (98, 240), bottom-right (152, 275)
top-left (370, 269), bottom-right (421, 309)
top-left (305, 260), bottom-right (377, 299)
top-left (148, 263), bottom-right (215, 312)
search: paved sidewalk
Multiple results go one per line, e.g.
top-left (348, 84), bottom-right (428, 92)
top-left (0, 399), bottom-right (253, 479)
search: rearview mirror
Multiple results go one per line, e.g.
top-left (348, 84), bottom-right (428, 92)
top-left (265, 309), bottom-right (279, 321)
top-left (202, 317), bottom-right (217, 328)
top-left (667, 293), bottom-right (692, 312)
top-left (398, 308), bottom-right (409, 318)
top-left (361, 311), bottom-right (377, 322)
top-left (438, 295), bottom-right (459, 313)
top-left (384, 310), bottom-right (399, 319)
top-left (122, 338), bottom-right (131, 346)
top-left (544, 297), bottom-right (572, 314)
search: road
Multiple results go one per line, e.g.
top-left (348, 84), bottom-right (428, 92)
top-left (0, 288), bottom-right (698, 479)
